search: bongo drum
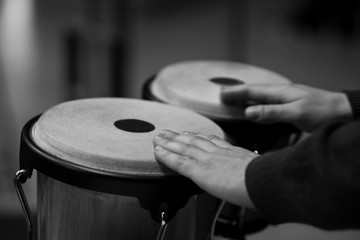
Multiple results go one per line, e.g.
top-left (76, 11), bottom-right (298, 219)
top-left (14, 98), bottom-right (224, 240)
top-left (142, 60), bottom-right (300, 239)
top-left (143, 60), bottom-right (299, 152)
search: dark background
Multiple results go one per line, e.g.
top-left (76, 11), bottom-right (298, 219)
top-left (1, 0), bottom-right (360, 239)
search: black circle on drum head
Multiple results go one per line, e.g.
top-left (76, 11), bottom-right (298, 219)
top-left (114, 119), bottom-right (155, 133)
top-left (209, 77), bottom-right (244, 86)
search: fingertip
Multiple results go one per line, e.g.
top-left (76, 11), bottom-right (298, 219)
top-left (220, 88), bottom-right (234, 104)
top-left (154, 145), bottom-right (168, 160)
top-left (158, 129), bottom-right (169, 136)
top-left (154, 145), bottom-right (163, 152)
top-left (245, 106), bottom-right (260, 121)
top-left (158, 129), bottom-right (179, 140)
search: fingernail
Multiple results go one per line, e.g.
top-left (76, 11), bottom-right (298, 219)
top-left (246, 107), bottom-right (260, 121)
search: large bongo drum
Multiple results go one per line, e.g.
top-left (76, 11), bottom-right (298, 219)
top-left (142, 60), bottom-right (300, 239)
top-left (14, 98), bottom-right (224, 240)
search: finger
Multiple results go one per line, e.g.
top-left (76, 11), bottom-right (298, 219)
top-left (181, 131), bottom-right (232, 148)
top-left (245, 103), bottom-right (298, 124)
top-left (153, 134), bottom-right (208, 160)
top-left (154, 145), bottom-right (195, 178)
top-left (221, 83), bottom-right (293, 105)
top-left (159, 129), bottom-right (221, 152)
top-left (157, 129), bottom-right (180, 141)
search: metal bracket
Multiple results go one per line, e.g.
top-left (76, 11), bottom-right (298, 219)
top-left (13, 169), bottom-right (34, 240)
top-left (156, 205), bottom-right (169, 240)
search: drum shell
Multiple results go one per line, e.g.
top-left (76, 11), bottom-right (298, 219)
top-left (37, 172), bottom-right (217, 240)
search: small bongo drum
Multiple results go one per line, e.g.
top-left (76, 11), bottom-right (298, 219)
top-left (143, 60), bottom-right (299, 152)
top-left (14, 98), bottom-right (224, 240)
top-left (142, 60), bottom-right (300, 239)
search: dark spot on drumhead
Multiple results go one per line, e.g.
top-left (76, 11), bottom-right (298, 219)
top-left (114, 119), bottom-right (155, 133)
top-left (209, 77), bottom-right (244, 86)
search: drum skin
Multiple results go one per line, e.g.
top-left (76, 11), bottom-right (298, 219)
top-left (148, 60), bottom-right (290, 121)
top-left (21, 98), bottom-right (224, 240)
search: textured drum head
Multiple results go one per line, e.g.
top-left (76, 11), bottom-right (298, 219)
top-left (151, 60), bottom-right (291, 120)
top-left (31, 98), bottom-right (224, 176)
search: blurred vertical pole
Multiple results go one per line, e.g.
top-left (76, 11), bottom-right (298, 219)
top-left (109, 0), bottom-right (130, 97)
top-left (63, 29), bottom-right (84, 100)
top-left (226, 0), bottom-right (249, 62)
top-left (0, 60), bottom-right (17, 193)
top-left (78, 0), bottom-right (130, 98)
top-left (0, 0), bottom-right (36, 210)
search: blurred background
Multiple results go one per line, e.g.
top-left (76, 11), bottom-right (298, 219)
top-left (1, 0), bottom-right (360, 239)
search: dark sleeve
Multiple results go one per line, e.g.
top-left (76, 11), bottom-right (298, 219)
top-left (245, 120), bottom-right (360, 230)
top-left (343, 90), bottom-right (360, 119)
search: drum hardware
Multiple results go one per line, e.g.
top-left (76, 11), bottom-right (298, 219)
top-left (14, 169), bottom-right (33, 240)
top-left (156, 208), bottom-right (168, 240)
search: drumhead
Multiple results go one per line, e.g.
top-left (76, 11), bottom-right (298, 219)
top-left (151, 60), bottom-right (291, 120)
top-left (31, 98), bottom-right (224, 177)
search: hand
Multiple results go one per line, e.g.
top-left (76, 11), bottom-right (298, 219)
top-left (153, 129), bottom-right (257, 208)
top-left (221, 83), bottom-right (353, 132)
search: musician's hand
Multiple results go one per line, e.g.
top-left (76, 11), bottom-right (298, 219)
top-left (153, 129), bottom-right (257, 208)
top-left (221, 83), bottom-right (353, 132)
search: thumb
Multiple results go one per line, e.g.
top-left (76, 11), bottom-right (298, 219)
top-left (245, 104), bottom-right (290, 124)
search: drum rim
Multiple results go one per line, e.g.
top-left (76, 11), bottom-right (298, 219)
top-left (20, 116), bottom-right (201, 194)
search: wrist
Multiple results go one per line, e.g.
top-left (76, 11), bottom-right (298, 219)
top-left (332, 92), bottom-right (353, 121)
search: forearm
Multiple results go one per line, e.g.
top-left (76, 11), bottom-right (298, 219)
top-left (245, 120), bottom-right (360, 229)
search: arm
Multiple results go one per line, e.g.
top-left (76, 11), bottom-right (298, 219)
top-left (246, 119), bottom-right (360, 230)
top-left (245, 89), bottom-right (360, 230)
top-left (153, 120), bottom-right (360, 230)
top-left (153, 87), bottom-right (360, 230)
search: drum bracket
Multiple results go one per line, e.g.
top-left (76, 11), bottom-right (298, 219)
top-left (13, 169), bottom-right (34, 240)
top-left (156, 207), bottom-right (168, 240)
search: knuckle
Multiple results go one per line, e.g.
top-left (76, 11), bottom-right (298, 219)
top-left (170, 141), bottom-right (191, 155)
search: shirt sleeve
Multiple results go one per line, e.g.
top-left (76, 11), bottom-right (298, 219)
top-left (343, 90), bottom-right (360, 119)
top-left (245, 119), bottom-right (360, 230)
